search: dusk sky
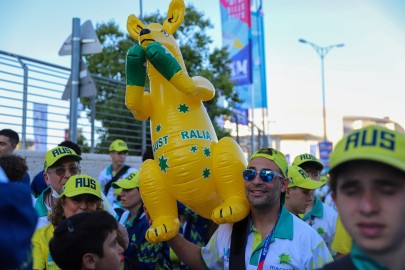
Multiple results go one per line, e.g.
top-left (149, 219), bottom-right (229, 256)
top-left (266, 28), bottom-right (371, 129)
top-left (1, 0), bottom-right (404, 144)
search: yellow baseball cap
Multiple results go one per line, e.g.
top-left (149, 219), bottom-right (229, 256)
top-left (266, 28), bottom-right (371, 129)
top-left (112, 171), bottom-right (139, 189)
top-left (330, 125), bottom-right (405, 173)
top-left (250, 148), bottom-right (288, 177)
top-left (292, 153), bottom-right (324, 170)
top-left (109, 139), bottom-right (128, 152)
top-left (287, 165), bottom-right (325, 189)
top-left (320, 175), bottom-right (329, 183)
top-left (60, 174), bottom-right (102, 199)
top-left (44, 146), bottom-right (82, 171)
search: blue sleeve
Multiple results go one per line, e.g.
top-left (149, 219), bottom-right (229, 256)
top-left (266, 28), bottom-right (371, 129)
top-left (31, 170), bottom-right (48, 198)
top-left (0, 183), bottom-right (38, 269)
top-left (16, 172), bottom-right (30, 186)
top-left (125, 216), bottom-right (172, 269)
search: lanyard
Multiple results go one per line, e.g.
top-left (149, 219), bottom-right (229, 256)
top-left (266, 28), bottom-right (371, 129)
top-left (256, 211), bottom-right (281, 270)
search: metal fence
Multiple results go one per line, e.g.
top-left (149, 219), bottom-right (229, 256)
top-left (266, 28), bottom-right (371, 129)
top-left (0, 50), bottom-right (149, 155)
top-left (0, 50), bottom-right (267, 156)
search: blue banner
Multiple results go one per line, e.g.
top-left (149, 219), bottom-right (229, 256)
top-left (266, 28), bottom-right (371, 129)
top-left (232, 11), bottom-right (267, 110)
top-left (318, 141), bottom-right (333, 173)
top-left (232, 106), bottom-right (249, 125)
top-left (251, 11), bottom-right (267, 108)
top-left (220, 0), bottom-right (252, 85)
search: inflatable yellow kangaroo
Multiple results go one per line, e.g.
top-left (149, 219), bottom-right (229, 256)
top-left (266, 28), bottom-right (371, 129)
top-left (125, 0), bottom-right (250, 243)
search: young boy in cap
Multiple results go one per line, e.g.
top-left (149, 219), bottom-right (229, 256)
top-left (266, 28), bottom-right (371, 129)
top-left (292, 153), bottom-right (324, 181)
top-left (113, 172), bottom-right (172, 269)
top-left (99, 139), bottom-right (138, 207)
top-left (321, 125), bottom-right (405, 270)
top-left (49, 211), bottom-right (124, 270)
top-left (293, 153), bottom-right (338, 256)
top-left (285, 165), bottom-right (324, 216)
top-left (292, 153), bottom-right (325, 211)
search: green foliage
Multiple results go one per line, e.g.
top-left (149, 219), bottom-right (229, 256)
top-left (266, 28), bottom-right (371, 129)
top-left (83, 4), bottom-right (239, 148)
top-left (77, 132), bottom-right (90, 153)
top-left (85, 20), bottom-right (134, 80)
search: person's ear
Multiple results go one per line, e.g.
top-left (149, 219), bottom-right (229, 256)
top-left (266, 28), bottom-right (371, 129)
top-left (331, 191), bottom-right (338, 210)
top-left (82, 253), bottom-right (97, 269)
top-left (44, 172), bottom-right (51, 185)
top-left (285, 187), bottom-right (291, 198)
top-left (280, 178), bottom-right (289, 192)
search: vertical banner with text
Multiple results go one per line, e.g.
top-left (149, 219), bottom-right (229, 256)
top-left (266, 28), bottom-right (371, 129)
top-left (33, 103), bottom-right (48, 151)
top-left (220, 0), bottom-right (252, 85)
top-left (220, 0), bottom-right (252, 125)
top-left (251, 11), bottom-right (267, 108)
top-left (234, 10), bottom-right (267, 109)
top-left (318, 141), bottom-right (333, 173)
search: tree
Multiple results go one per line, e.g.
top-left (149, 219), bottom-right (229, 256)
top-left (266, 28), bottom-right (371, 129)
top-left (83, 4), bottom-right (240, 152)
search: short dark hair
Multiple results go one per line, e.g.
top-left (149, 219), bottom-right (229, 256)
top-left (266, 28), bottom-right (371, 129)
top-left (0, 155), bottom-right (27, 181)
top-left (48, 195), bottom-right (103, 226)
top-left (0, 129), bottom-right (19, 146)
top-left (329, 160), bottom-right (405, 194)
top-left (49, 211), bottom-right (118, 269)
top-left (299, 162), bottom-right (323, 171)
top-left (58, 140), bottom-right (82, 156)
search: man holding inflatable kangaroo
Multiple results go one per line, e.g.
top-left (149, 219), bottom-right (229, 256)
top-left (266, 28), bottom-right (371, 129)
top-left (166, 148), bottom-right (332, 269)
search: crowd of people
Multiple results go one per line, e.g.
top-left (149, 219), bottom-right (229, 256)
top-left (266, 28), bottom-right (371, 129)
top-left (1, 124), bottom-right (404, 270)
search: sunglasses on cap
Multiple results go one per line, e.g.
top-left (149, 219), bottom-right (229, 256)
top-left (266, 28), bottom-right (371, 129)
top-left (48, 164), bottom-right (81, 177)
top-left (243, 169), bottom-right (284, 183)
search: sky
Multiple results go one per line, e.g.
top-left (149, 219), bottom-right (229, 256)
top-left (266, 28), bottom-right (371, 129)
top-left (1, 0), bottom-right (405, 146)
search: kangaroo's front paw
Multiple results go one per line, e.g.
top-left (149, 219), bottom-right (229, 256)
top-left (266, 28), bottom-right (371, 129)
top-left (145, 42), bottom-right (181, 80)
top-left (211, 197), bottom-right (250, 224)
top-left (145, 217), bottom-right (181, 244)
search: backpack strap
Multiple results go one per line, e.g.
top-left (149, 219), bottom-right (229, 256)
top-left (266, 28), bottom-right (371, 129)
top-left (103, 165), bottom-right (130, 195)
top-left (229, 215), bottom-right (249, 270)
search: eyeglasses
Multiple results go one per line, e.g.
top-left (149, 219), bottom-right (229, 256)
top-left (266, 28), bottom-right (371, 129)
top-left (48, 164), bottom-right (81, 176)
top-left (303, 168), bottom-right (321, 179)
top-left (242, 169), bottom-right (284, 183)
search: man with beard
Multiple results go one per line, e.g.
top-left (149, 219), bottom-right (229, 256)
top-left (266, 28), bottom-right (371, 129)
top-left (165, 148), bottom-right (332, 269)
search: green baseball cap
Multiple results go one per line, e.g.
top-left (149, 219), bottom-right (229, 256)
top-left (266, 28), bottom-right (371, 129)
top-left (112, 171), bottom-right (140, 189)
top-left (250, 148), bottom-right (288, 177)
top-left (44, 146), bottom-right (82, 171)
top-left (287, 165), bottom-right (325, 189)
top-left (330, 125), bottom-right (405, 173)
top-left (109, 139), bottom-right (128, 152)
top-left (60, 174), bottom-right (102, 199)
top-left (292, 153), bottom-right (324, 170)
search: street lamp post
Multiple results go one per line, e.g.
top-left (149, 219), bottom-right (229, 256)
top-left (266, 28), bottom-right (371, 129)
top-left (299, 38), bottom-right (344, 142)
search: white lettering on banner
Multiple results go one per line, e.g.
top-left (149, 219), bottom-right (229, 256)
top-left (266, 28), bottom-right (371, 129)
top-left (229, 59), bottom-right (248, 77)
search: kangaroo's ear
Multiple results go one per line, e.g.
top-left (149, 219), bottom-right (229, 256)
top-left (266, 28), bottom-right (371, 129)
top-left (127, 14), bottom-right (146, 41)
top-left (162, 0), bottom-right (185, 35)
